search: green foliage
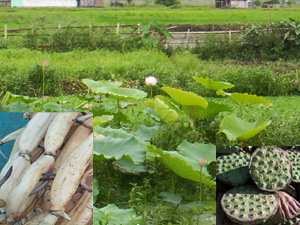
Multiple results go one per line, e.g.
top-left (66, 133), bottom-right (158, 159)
top-left (219, 113), bottom-right (271, 142)
top-left (22, 26), bottom-right (165, 52)
top-left (149, 142), bottom-right (216, 184)
top-left (2, 80), bottom-right (299, 147)
top-left (3, 7), bottom-right (300, 28)
top-left (145, 96), bottom-right (180, 124)
top-left (83, 79), bottom-right (147, 100)
top-left (94, 204), bottom-right (143, 225)
top-left (177, 141), bottom-right (216, 166)
top-left (162, 86), bottom-right (208, 108)
top-left (0, 39), bottom-right (8, 49)
top-left (155, 0), bottom-right (180, 6)
top-left (1, 75), bottom-right (299, 224)
top-left (94, 179), bottom-right (100, 204)
top-left (159, 192), bottom-right (182, 205)
top-left (229, 93), bottom-right (273, 106)
top-left (0, 49), bottom-right (298, 97)
top-left (193, 76), bottom-right (234, 91)
top-left (194, 19), bottom-right (300, 61)
top-left (27, 64), bottom-right (62, 96)
top-left (94, 127), bottom-right (148, 164)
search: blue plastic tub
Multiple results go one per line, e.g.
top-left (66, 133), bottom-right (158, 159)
top-left (0, 112), bottom-right (28, 170)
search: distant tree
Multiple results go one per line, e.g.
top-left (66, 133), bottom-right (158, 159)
top-left (126, 0), bottom-right (134, 5)
top-left (155, 0), bottom-right (180, 6)
top-left (254, 0), bottom-right (262, 6)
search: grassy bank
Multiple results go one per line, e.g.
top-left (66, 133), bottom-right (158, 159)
top-left (1, 7), bottom-right (300, 28)
top-left (0, 49), bottom-right (299, 96)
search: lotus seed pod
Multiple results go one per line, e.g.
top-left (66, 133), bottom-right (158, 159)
top-left (250, 147), bottom-right (292, 191)
top-left (221, 185), bottom-right (279, 225)
top-left (217, 151), bottom-right (251, 186)
top-left (287, 151), bottom-right (300, 183)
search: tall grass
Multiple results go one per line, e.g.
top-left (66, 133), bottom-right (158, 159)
top-left (0, 49), bottom-right (299, 96)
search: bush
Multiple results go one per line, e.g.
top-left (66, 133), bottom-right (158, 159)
top-left (254, 0), bottom-right (261, 6)
top-left (155, 0), bottom-right (180, 6)
top-left (22, 26), bottom-right (166, 52)
top-left (193, 19), bottom-right (300, 61)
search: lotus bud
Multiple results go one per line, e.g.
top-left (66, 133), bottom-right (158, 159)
top-left (41, 60), bottom-right (49, 67)
top-left (145, 76), bottom-right (158, 86)
top-left (199, 159), bottom-right (207, 167)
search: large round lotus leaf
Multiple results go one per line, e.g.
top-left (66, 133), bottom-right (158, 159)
top-left (161, 86), bottom-right (208, 108)
top-left (193, 76), bottom-right (234, 91)
top-left (221, 186), bottom-right (278, 225)
top-left (250, 147), bottom-right (292, 191)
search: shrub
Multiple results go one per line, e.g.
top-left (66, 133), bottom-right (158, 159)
top-left (155, 0), bottom-right (180, 6)
top-left (194, 19), bottom-right (300, 61)
top-left (22, 26), bottom-right (166, 52)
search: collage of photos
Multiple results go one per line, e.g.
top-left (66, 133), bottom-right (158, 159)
top-left (1, 0), bottom-right (300, 224)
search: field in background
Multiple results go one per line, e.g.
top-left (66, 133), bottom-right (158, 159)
top-left (1, 6), bottom-right (300, 28)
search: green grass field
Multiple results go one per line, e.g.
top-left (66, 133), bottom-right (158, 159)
top-left (1, 6), bottom-right (300, 28)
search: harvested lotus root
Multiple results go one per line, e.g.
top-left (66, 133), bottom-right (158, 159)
top-left (277, 191), bottom-right (300, 222)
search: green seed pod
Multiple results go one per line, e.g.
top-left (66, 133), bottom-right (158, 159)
top-left (249, 147), bottom-right (292, 191)
top-left (221, 185), bottom-right (278, 225)
top-left (217, 151), bottom-right (251, 186)
top-left (287, 151), bottom-right (300, 183)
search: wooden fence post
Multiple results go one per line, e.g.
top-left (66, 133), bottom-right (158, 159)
top-left (228, 30), bottom-right (232, 42)
top-left (137, 23), bottom-right (141, 33)
top-left (186, 28), bottom-right (190, 48)
top-left (4, 25), bottom-right (7, 39)
top-left (116, 23), bottom-right (120, 34)
top-left (89, 24), bottom-right (92, 34)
